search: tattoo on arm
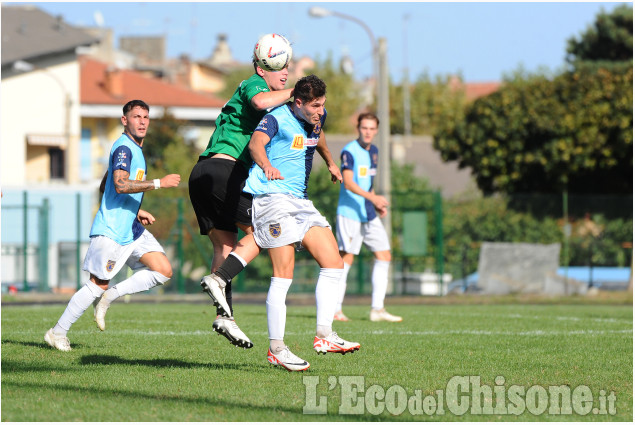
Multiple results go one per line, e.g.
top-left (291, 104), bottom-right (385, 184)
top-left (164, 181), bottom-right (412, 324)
top-left (113, 169), bottom-right (155, 194)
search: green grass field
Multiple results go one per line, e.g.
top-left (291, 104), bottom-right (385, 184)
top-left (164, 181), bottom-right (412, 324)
top-left (1, 299), bottom-right (632, 421)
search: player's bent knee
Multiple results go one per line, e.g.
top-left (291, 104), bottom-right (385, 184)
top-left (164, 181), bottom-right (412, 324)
top-left (150, 270), bottom-right (171, 286)
top-left (375, 251), bottom-right (392, 262)
top-left (158, 266), bottom-right (173, 280)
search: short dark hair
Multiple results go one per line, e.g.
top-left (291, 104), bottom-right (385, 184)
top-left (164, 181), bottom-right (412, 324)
top-left (123, 100), bottom-right (150, 116)
top-left (294, 75), bottom-right (326, 103)
top-left (357, 112), bottom-right (379, 127)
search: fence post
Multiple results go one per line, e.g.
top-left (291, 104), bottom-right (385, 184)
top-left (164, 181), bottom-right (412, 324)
top-left (23, 191), bottom-right (29, 291)
top-left (76, 192), bottom-right (82, 290)
top-left (562, 190), bottom-right (570, 295)
top-left (38, 198), bottom-right (50, 292)
top-left (357, 256), bottom-right (364, 295)
top-left (176, 198), bottom-right (185, 294)
top-left (435, 190), bottom-right (444, 296)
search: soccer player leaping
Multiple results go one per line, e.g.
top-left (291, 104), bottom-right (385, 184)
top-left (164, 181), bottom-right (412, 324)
top-left (241, 75), bottom-right (360, 371)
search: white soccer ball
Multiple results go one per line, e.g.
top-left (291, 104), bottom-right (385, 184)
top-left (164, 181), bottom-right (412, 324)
top-left (253, 33), bottom-right (292, 72)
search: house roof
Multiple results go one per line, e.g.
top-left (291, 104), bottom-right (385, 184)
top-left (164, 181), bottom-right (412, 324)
top-left (448, 76), bottom-right (502, 101)
top-left (1, 5), bottom-right (99, 66)
top-left (464, 82), bottom-right (502, 101)
top-left (80, 56), bottom-right (226, 109)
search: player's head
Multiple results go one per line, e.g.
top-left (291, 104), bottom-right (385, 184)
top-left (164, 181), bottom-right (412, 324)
top-left (121, 100), bottom-right (150, 143)
top-left (254, 61), bottom-right (289, 91)
top-left (357, 112), bottom-right (379, 145)
top-left (123, 99), bottom-right (149, 116)
top-left (293, 75), bottom-right (326, 125)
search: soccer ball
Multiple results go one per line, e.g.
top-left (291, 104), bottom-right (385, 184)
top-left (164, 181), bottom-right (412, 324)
top-left (253, 33), bottom-right (292, 72)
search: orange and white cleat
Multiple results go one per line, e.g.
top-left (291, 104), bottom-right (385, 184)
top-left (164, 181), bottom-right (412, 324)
top-left (333, 310), bottom-right (351, 322)
top-left (313, 332), bottom-right (360, 355)
top-left (267, 347), bottom-right (310, 371)
top-left (370, 308), bottom-right (403, 322)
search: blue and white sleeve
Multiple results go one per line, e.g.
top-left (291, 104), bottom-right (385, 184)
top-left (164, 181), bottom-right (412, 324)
top-left (341, 150), bottom-right (354, 171)
top-left (253, 114), bottom-right (279, 140)
top-left (111, 145), bottom-right (133, 173)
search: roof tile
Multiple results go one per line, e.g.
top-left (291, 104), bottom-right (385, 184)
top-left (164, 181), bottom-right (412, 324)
top-left (81, 56), bottom-right (225, 108)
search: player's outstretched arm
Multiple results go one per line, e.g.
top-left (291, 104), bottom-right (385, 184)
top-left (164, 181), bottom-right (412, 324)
top-left (113, 169), bottom-right (181, 194)
top-left (316, 131), bottom-right (342, 183)
top-left (251, 88), bottom-right (294, 111)
top-left (249, 131), bottom-right (284, 180)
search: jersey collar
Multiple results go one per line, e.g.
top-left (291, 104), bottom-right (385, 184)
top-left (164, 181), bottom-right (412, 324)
top-left (123, 132), bottom-right (143, 149)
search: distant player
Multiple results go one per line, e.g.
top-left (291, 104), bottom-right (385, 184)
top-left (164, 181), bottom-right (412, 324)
top-left (45, 99), bottom-right (181, 351)
top-left (244, 75), bottom-right (360, 371)
top-left (334, 112), bottom-right (402, 323)
top-left (188, 46), bottom-right (294, 348)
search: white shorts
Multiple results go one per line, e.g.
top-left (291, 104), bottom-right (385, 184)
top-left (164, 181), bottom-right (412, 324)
top-left (336, 215), bottom-right (391, 255)
top-left (83, 230), bottom-right (165, 280)
top-left (252, 193), bottom-right (331, 250)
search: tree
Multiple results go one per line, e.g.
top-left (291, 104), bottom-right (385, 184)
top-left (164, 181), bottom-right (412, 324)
top-left (434, 5), bottom-right (633, 195)
top-left (142, 111), bottom-right (199, 255)
top-left (566, 4), bottom-right (633, 69)
top-left (390, 73), bottom-right (466, 136)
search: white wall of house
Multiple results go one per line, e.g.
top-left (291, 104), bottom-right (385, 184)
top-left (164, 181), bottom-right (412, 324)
top-left (1, 58), bottom-right (81, 186)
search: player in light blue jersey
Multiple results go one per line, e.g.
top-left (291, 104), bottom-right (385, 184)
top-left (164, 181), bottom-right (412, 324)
top-left (334, 112), bottom-right (402, 323)
top-left (243, 75), bottom-right (360, 371)
top-left (45, 100), bottom-right (181, 351)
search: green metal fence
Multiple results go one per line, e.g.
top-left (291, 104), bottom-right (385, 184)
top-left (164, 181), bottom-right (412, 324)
top-left (1, 189), bottom-right (631, 295)
top-left (1, 192), bottom-right (49, 291)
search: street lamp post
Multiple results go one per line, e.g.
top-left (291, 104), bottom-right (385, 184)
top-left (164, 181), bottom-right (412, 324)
top-left (308, 7), bottom-right (378, 85)
top-left (308, 7), bottom-right (392, 242)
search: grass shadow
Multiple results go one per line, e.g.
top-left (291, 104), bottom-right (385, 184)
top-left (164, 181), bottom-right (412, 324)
top-left (1, 359), bottom-right (78, 373)
top-left (1, 338), bottom-right (86, 350)
top-left (80, 354), bottom-right (269, 371)
top-left (2, 380), bottom-right (308, 421)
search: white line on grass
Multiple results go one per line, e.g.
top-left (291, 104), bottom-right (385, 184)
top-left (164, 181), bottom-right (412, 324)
top-left (12, 328), bottom-right (633, 338)
top-left (432, 311), bottom-right (633, 325)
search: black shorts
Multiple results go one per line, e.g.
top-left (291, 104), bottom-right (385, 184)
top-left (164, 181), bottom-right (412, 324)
top-left (188, 157), bottom-right (253, 234)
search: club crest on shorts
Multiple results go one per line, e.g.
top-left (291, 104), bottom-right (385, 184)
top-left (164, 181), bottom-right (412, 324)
top-left (106, 260), bottom-right (116, 272)
top-left (269, 223), bottom-right (282, 238)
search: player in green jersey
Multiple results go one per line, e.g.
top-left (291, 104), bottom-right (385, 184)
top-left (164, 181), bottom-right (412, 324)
top-left (188, 52), bottom-right (294, 348)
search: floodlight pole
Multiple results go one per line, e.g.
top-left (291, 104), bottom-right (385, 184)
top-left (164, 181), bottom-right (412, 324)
top-left (308, 7), bottom-right (392, 242)
top-left (376, 38), bottom-right (392, 242)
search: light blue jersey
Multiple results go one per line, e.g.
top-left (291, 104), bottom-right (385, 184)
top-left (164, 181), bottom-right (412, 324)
top-left (244, 104), bottom-right (325, 199)
top-left (90, 133), bottom-right (146, 245)
top-left (336, 140), bottom-right (379, 222)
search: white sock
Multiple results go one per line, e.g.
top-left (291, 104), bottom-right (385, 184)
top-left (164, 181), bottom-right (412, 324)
top-left (266, 277), bottom-right (292, 341)
top-left (54, 281), bottom-right (104, 335)
top-left (315, 268), bottom-right (343, 337)
top-left (335, 262), bottom-right (351, 312)
top-left (102, 286), bottom-right (120, 304)
top-left (112, 270), bottom-right (169, 297)
top-left (371, 260), bottom-right (390, 310)
top-left (270, 339), bottom-right (286, 354)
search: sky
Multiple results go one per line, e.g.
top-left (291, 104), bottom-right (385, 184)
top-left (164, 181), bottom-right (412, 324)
top-left (8, 1), bottom-right (626, 82)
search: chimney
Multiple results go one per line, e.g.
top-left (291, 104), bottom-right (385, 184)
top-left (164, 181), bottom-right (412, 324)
top-left (104, 67), bottom-right (124, 98)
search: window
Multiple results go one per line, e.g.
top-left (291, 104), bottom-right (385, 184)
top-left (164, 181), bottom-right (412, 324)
top-left (49, 147), bottom-right (65, 179)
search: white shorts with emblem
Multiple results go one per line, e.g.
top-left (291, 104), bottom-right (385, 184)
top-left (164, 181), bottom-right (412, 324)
top-left (83, 229), bottom-right (165, 280)
top-left (336, 215), bottom-right (391, 255)
top-left (252, 193), bottom-right (331, 250)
